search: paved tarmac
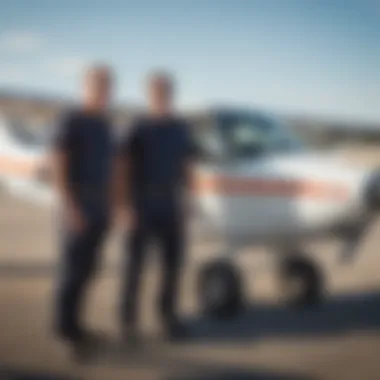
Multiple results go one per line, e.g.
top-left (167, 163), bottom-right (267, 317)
top-left (1, 147), bottom-right (380, 380)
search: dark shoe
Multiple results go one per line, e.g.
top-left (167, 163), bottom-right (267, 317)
top-left (69, 329), bottom-right (107, 363)
top-left (165, 320), bottom-right (191, 343)
top-left (121, 324), bottom-right (140, 348)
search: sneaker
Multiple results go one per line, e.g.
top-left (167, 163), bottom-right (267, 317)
top-left (70, 329), bottom-right (107, 363)
top-left (165, 320), bottom-right (190, 343)
top-left (121, 324), bottom-right (140, 347)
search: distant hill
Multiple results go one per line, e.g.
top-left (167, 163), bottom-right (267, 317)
top-left (287, 114), bottom-right (380, 147)
top-left (0, 89), bottom-right (379, 147)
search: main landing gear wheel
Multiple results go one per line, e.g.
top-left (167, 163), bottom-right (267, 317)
top-left (280, 255), bottom-right (324, 308)
top-left (197, 260), bottom-right (244, 319)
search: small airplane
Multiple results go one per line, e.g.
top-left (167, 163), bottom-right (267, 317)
top-left (0, 107), bottom-right (379, 319)
top-left (187, 107), bottom-right (379, 318)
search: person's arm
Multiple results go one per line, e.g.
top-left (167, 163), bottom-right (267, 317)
top-left (51, 149), bottom-right (76, 208)
top-left (50, 114), bottom-right (85, 232)
top-left (112, 152), bottom-right (131, 214)
top-left (183, 122), bottom-right (197, 190)
top-left (182, 122), bottom-right (198, 221)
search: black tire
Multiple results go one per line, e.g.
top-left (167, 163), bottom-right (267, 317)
top-left (280, 256), bottom-right (324, 308)
top-left (197, 260), bottom-right (244, 319)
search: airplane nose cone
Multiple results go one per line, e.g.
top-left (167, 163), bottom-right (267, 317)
top-left (365, 170), bottom-right (380, 210)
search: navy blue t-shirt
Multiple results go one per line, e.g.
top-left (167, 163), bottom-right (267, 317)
top-left (52, 109), bottom-right (113, 202)
top-left (118, 115), bottom-right (194, 208)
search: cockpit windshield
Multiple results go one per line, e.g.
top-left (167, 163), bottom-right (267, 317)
top-left (219, 111), bottom-right (304, 159)
top-left (194, 110), bottom-right (304, 162)
top-left (8, 119), bottom-right (49, 148)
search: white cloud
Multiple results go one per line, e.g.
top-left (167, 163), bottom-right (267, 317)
top-left (0, 31), bottom-right (43, 54)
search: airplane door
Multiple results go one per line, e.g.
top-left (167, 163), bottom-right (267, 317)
top-left (213, 112), bottom-right (297, 242)
top-left (219, 161), bottom-right (296, 242)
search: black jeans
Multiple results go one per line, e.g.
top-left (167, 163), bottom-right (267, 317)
top-left (55, 203), bottom-right (108, 340)
top-left (121, 203), bottom-right (185, 329)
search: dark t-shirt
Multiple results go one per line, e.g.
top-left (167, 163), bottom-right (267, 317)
top-left (118, 115), bottom-right (194, 209)
top-left (52, 109), bottom-right (113, 204)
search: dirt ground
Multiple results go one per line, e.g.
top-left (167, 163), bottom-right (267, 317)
top-left (1, 147), bottom-right (380, 380)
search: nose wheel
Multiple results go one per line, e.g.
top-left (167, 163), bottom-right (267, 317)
top-left (279, 255), bottom-right (324, 308)
top-left (197, 260), bottom-right (244, 319)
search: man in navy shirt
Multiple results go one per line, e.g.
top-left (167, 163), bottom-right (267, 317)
top-left (115, 71), bottom-right (194, 341)
top-left (51, 64), bottom-right (114, 357)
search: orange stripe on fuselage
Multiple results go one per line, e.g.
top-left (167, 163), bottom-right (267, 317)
top-left (0, 155), bottom-right (349, 201)
top-left (192, 174), bottom-right (349, 200)
top-left (0, 155), bottom-right (38, 178)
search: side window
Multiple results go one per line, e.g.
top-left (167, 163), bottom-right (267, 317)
top-left (229, 122), bottom-right (267, 156)
top-left (220, 114), bottom-right (271, 159)
top-left (192, 118), bottom-right (225, 163)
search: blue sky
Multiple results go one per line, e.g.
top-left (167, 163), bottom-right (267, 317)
top-left (0, 0), bottom-right (379, 122)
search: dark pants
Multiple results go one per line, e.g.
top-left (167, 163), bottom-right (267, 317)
top-left (121, 201), bottom-right (185, 329)
top-left (55, 201), bottom-right (108, 340)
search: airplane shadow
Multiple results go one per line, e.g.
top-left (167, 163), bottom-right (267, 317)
top-left (164, 367), bottom-right (313, 380)
top-left (51, 290), bottom-right (379, 380)
top-left (2, 261), bottom-right (380, 344)
top-left (49, 338), bottom-right (316, 380)
top-left (0, 367), bottom-right (80, 380)
top-left (185, 290), bottom-right (380, 344)
top-left (0, 365), bottom-right (313, 380)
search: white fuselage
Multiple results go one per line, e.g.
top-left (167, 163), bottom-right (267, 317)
top-left (0, 119), bottom-right (49, 200)
top-left (0, 115), bottom-right (374, 247)
top-left (192, 151), bottom-right (371, 247)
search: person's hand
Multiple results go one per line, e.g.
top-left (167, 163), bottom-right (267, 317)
top-left (126, 206), bottom-right (137, 231)
top-left (66, 203), bottom-right (87, 234)
top-left (114, 205), bottom-right (137, 231)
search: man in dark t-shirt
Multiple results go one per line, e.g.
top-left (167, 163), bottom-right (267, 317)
top-left (51, 64), bottom-right (114, 357)
top-left (115, 71), bottom-right (194, 341)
